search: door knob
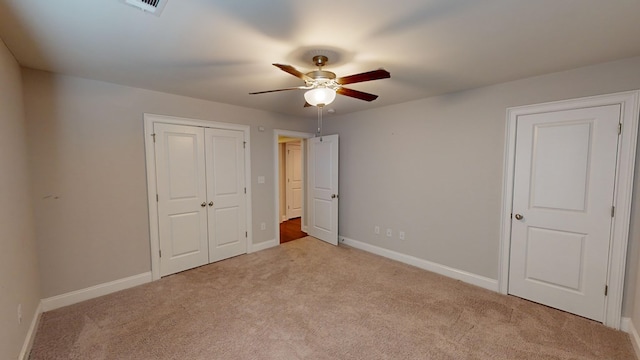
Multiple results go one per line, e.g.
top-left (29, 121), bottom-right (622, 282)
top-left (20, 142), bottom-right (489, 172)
top-left (208, 201), bottom-right (214, 207)
top-left (331, 194), bottom-right (339, 199)
top-left (514, 213), bottom-right (523, 220)
top-left (201, 202), bottom-right (206, 207)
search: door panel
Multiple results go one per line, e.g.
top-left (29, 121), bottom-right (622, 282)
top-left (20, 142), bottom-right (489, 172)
top-left (206, 128), bottom-right (247, 262)
top-left (308, 135), bottom-right (339, 245)
top-left (155, 123), bottom-right (208, 276)
top-left (509, 104), bottom-right (620, 322)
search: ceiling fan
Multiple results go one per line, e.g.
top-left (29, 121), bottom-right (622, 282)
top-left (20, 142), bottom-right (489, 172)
top-left (249, 55), bottom-right (390, 107)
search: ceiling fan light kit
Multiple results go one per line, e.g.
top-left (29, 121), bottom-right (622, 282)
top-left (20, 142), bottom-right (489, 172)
top-left (250, 54), bottom-right (390, 108)
top-left (304, 87), bottom-right (336, 107)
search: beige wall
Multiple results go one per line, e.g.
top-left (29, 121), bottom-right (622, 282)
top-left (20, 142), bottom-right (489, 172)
top-left (324, 56), bottom-right (640, 317)
top-left (0, 39), bottom-right (41, 359)
top-left (21, 69), bottom-right (315, 298)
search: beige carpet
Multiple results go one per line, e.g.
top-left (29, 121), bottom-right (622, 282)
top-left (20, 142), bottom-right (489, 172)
top-left (30, 237), bottom-right (635, 359)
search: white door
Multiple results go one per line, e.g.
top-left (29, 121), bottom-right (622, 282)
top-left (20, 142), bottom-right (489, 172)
top-left (308, 135), bottom-right (339, 245)
top-left (154, 123), bottom-right (209, 276)
top-left (205, 128), bottom-right (247, 262)
top-left (286, 142), bottom-right (303, 219)
top-left (508, 104), bottom-right (620, 322)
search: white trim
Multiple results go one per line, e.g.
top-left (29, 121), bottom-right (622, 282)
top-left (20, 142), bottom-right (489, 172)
top-left (41, 272), bottom-right (152, 312)
top-left (273, 130), bottom-right (314, 247)
top-left (252, 239), bottom-right (279, 252)
top-left (340, 236), bottom-right (499, 292)
top-left (498, 90), bottom-right (640, 329)
top-left (623, 317), bottom-right (640, 360)
top-left (144, 113), bottom-right (253, 280)
top-left (19, 301), bottom-right (43, 360)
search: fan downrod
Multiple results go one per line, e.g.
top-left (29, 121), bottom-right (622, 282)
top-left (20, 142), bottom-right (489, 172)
top-left (312, 55), bottom-right (329, 68)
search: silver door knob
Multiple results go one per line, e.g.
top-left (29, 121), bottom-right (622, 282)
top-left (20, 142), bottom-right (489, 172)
top-left (514, 214), bottom-right (523, 220)
top-left (201, 202), bottom-right (206, 207)
top-left (208, 201), bottom-right (214, 207)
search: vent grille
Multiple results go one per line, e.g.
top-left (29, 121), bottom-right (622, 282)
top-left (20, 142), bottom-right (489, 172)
top-left (123, 0), bottom-right (167, 16)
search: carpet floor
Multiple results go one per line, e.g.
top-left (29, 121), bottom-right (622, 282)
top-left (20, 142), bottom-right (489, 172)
top-left (30, 237), bottom-right (635, 359)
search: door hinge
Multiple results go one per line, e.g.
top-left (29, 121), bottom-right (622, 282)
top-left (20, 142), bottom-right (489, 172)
top-left (245, 231), bottom-right (248, 238)
top-left (619, 123), bottom-right (622, 135)
top-left (510, 213), bottom-right (513, 219)
top-left (244, 187), bottom-right (246, 194)
top-left (152, 133), bottom-right (156, 143)
top-left (156, 194), bottom-right (159, 202)
top-left (243, 141), bottom-right (246, 149)
top-left (611, 206), bottom-right (615, 218)
top-left (159, 249), bottom-right (162, 258)
top-left (605, 285), bottom-right (608, 296)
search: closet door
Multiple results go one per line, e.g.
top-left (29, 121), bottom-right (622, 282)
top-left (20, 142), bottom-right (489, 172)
top-left (155, 123), bottom-right (209, 276)
top-left (205, 128), bottom-right (247, 262)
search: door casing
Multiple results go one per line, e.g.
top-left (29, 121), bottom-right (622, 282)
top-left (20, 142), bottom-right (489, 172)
top-left (499, 91), bottom-right (640, 329)
top-left (144, 113), bottom-right (253, 281)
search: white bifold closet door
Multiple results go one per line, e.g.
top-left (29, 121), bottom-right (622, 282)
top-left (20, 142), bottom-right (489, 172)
top-left (205, 128), bottom-right (247, 263)
top-left (155, 123), bottom-right (247, 277)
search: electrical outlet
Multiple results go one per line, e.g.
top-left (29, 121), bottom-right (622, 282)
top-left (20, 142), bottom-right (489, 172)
top-left (386, 228), bottom-right (392, 237)
top-left (260, 222), bottom-right (266, 230)
top-left (399, 231), bottom-right (405, 240)
top-left (374, 226), bottom-right (380, 234)
top-left (17, 304), bottom-right (22, 324)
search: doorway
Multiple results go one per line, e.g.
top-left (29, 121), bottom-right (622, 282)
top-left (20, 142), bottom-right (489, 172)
top-left (499, 91), bottom-right (639, 329)
top-left (278, 136), bottom-right (306, 243)
top-left (274, 130), bottom-right (314, 244)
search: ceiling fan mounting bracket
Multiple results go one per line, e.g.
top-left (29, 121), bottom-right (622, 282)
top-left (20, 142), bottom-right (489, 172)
top-left (312, 55), bottom-right (329, 68)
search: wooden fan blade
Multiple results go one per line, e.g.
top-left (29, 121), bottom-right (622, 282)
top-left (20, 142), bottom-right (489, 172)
top-left (273, 64), bottom-right (313, 82)
top-left (249, 87), bottom-right (304, 95)
top-left (337, 69), bottom-right (390, 85)
top-left (337, 87), bottom-right (379, 102)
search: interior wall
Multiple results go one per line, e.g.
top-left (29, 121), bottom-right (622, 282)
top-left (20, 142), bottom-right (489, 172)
top-left (323, 56), bottom-right (640, 317)
top-left (21, 68), bottom-right (315, 298)
top-left (0, 39), bottom-right (40, 359)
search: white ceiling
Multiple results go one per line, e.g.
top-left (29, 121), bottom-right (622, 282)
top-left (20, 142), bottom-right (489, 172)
top-left (1, 0), bottom-right (640, 119)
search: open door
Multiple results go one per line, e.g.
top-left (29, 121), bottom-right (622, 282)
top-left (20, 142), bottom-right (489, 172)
top-left (307, 135), bottom-right (339, 245)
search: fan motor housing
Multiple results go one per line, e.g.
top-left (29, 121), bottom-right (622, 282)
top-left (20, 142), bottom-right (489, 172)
top-left (306, 70), bottom-right (336, 80)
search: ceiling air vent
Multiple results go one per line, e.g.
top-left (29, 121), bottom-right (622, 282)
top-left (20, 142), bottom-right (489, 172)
top-left (122, 0), bottom-right (168, 16)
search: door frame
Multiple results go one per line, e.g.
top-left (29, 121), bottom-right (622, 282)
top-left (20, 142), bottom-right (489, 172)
top-left (144, 113), bottom-right (253, 281)
top-left (274, 130), bottom-right (314, 244)
top-left (498, 90), bottom-right (640, 329)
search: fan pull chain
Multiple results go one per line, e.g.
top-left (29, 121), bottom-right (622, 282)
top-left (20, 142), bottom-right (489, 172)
top-left (317, 105), bottom-right (323, 136)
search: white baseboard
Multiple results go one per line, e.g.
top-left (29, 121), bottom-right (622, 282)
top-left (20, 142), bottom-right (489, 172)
top-left (19, 300), bottom-right (43, 360)
top-left (340, 236), bottom-right (499, 292)
top-left (41, 272), bottom-right (152, 312)
top-left (251, 239), bottom-right (278, 252)
top-left (622, 317), bottom-right (640, 359)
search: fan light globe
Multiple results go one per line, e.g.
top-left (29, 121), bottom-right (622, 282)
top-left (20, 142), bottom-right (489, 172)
top-left (304, 88), bottom-right (336, 107)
